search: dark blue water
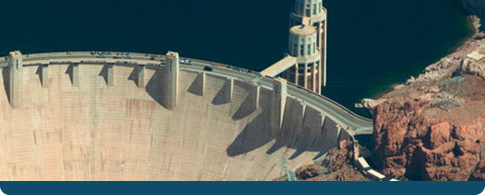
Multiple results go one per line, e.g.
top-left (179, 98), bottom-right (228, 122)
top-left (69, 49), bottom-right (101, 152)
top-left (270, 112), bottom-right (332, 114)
top-left (323, 0), bottom-right (473, 116)
top-left (0, 0), bottom-right (473, 115)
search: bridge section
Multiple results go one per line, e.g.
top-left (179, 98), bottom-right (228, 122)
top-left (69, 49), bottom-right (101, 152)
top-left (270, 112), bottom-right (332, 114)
top-left (260, 56), bottom-right (296, 77)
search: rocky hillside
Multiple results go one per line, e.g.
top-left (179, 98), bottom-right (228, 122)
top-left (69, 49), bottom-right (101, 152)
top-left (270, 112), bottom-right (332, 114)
top-left (367, 1), bottom-right (485, 181)
top-left (370, 38), bottom-right (485, 181)
top-left (372, 98), bottom-right (485, 181)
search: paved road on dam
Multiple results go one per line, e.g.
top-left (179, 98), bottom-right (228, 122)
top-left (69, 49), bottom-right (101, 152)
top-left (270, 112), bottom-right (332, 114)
top-left (0, 52), bottom-right (374, 135)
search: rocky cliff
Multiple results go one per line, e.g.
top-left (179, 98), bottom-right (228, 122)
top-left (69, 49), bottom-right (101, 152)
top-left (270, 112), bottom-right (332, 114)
top-left (372, 99), bottom-right (485, 181)
top-left (368, 1), bottom-right (485, 181)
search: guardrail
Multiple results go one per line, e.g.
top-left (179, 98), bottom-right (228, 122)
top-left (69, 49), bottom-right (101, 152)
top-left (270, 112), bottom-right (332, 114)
top-left (1, 51), bottom-right (373, 130)
top-left (185, 57), bottom-right (373, 126)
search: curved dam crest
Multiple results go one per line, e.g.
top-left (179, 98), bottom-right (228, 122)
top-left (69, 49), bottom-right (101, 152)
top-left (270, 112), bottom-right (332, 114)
top-left (0, 51), bottom-right (371, 180)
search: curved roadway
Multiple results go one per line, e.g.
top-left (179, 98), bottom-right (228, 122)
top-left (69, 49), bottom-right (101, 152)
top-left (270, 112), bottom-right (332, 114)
top-left (0, 51), bottom-right (374, 135)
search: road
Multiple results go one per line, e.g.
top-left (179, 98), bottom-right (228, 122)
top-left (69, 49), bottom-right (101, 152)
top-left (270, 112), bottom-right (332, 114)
top-left (0, 51), bottom-right (374, 135)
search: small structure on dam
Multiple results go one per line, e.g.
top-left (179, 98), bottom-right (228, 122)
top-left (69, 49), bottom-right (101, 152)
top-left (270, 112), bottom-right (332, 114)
top-left (0, 50), bottom-right (372, 180)
top-left (262, 0), bottom-right (327, 94)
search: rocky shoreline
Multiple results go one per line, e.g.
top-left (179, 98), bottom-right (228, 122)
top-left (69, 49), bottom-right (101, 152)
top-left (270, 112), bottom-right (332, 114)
top-left (365, 0), bottom-right (485, 181)
top-left (462, 0), bottom-right (485, 31)
top-left (273, 0), bottom-right (485, 181)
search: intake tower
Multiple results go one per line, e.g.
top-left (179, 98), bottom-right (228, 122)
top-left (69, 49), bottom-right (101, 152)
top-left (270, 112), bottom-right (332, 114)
top-left (261, 0), bottom-right (327, 94)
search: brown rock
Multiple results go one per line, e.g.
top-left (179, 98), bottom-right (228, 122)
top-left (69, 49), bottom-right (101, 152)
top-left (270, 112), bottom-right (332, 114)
top-left (470, 144), bottom-right (485, 180)
top-left (371, 98), bottom-right (485, 181)
top-left (429, 122), bottom-right (451, 149)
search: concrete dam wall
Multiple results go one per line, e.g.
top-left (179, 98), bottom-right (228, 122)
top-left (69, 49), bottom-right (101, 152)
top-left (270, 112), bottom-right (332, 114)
top-left (0, 51), bottom-right (372, 181)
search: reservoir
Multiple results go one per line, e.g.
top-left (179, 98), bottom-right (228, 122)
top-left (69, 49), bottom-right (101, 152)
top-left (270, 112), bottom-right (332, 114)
top-left (0, 0), bottom-right (474, 115)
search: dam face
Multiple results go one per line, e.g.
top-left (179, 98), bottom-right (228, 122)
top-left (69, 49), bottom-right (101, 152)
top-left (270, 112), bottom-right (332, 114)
top-left (0, 52), bottom-right (370, 181)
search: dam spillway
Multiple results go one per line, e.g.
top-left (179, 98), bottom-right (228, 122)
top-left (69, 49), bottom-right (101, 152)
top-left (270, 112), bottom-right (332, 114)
top-left (0, 51), bottom-right (372, 181)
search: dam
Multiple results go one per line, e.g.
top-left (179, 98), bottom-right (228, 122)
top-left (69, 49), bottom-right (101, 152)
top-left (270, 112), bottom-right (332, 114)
top-left (0, 51), bottom-right (372, 180)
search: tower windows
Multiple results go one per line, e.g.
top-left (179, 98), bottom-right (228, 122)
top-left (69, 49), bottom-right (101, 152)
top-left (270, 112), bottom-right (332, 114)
top-left (313, 4), bottom-right (316, 15)
top-left (313, 42), bottom-right (316, 54)
top-left (298, 64), bottom-right (305, 73)
top-left (300, 45), bottom-right (304, 56)
top-left (319, 2), bottom-right (322, 12)
top-left (307, 44), bottom-right (311, 56)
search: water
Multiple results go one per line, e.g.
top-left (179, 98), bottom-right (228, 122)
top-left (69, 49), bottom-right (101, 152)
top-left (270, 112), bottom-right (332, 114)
top-left (0, 0), bottom-right (473, 116)
top-left (323, 0), bottom-right (474, 116)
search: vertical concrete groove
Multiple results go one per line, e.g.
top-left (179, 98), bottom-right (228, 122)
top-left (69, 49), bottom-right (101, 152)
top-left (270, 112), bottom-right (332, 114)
top-left (336, 126), bottom-right (343, 144)
top-left (320, 115), bottom-right (326, 136)
top-left (224, 78), bottom-right (234, 103)
top-left (200, 72), bottom-right (206, 96)
top-left (254, 85), bottom-right (260, 110)
top-left (137, 65), bottom-right (145, 88)
top-left (107, 64), bottom-right (114, 87)
top-left (72, 63), bottom-right (79, 87)
top-left (42, 64), bottom-right (49, 88)
top-left (271, 78), bottom-right (287, 136)
top-left (298, 102), bottom-right (306, 135)
top-left (8, 51), bottom-right (23, 108)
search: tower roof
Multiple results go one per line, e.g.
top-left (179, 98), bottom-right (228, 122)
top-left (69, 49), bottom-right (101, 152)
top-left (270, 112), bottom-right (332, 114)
top-left (290, 25), bottom-right (315, 36)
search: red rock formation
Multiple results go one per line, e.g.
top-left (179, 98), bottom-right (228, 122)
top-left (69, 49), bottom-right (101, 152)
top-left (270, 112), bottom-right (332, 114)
top-left (370, 1), bottom-right (485, 181)
top-left (372, 99), bottom-right (485, 181)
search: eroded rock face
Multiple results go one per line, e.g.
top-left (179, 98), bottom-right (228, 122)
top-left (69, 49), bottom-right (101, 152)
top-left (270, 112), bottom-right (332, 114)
top-left (457, 59), bottom-right (485, 79)
top-left (372, 99), bottom-right (485, 181)
top-left (368, 0), bottom-right (485, 182)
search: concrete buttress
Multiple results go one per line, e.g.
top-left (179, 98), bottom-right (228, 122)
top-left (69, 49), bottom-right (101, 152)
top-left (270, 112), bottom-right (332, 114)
top-left (163, 51), bottom-right (180, 110)
top-left (8, 51), bottom-right (23, 108)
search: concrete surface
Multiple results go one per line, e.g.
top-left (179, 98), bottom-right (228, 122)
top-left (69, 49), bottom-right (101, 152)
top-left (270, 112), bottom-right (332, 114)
top-left (0, 62), bottom-right (353, 181)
